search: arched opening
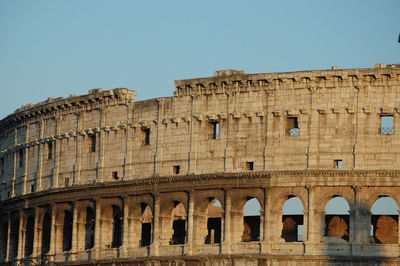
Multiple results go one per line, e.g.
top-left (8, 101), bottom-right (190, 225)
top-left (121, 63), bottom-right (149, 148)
top-left (140, 203), bottom-right (152, 247)
top-left (41, 212), bottom-right (51, 254)
top-left (371, 196), bottom-right (399, 244)
top-left (62, 210), bottom-right (73, 251)
top-left (85, 207), bottom-right (95, 250)
top-left (324, 196), bottom-right (350, 241)
top-left (205, 199), bottom-right (222, 244)
top-left (171, 201), bottom-right (186, 245)
top-left (282, 196), bottom-right (304, 242)
top-left (9, 217), bottom-right (19, 259)
top-left (242, 197), bottom-right (261, 242)
top-left (1, 221), bottom-right (8, 260)
top-left (111, 205), bottom-right (122, 248)
top-left (24, 215), bottom-right (35, 256)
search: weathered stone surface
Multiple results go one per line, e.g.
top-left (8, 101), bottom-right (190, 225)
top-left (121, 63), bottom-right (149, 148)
top-left (1, 64), bottom-right (400, 264)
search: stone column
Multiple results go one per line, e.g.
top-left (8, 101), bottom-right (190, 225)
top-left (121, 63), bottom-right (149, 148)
top-left (221, 188), bottom-right (232, 254)
top-left (185, 190), bottom-right (195, 255)
top-left (17, 210), bottom-right (24, 261)
top-left (49, 205), bottom-right (56, 261)
top-left (94, 199), bottom-right (102, 259)
top-left (11, 152), bottom-right (16, 197)
top-left (305, 186), bottom-right (316, 254)
top-left (37, 120), bottom-right (44, 190)
top-left (32, 208), bottom-right (40, 261)
top-left (97, 109), bottom-right (105, 182)
top-left (122, 196), bottom-right (129, 257)
top-left (74, 113), bottom-right (82, 184)
top-left (261, 187), bottom-right (269, 253)
top-left (5, 214), bottom-right (11, 262)
top-left (150, 193), bottom-right (160, 256)
top-left (71, 202), bottom-right (79, 260)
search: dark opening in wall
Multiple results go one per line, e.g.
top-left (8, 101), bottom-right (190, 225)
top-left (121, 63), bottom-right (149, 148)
top-left (142, 128), bottom-right (150, 145)
top-left (111, 205), bottom-right (122, 248)
top-left (24, 215), bottom-right (34, 257)
top-left (63, 210), bottom-right (73, 251)
top-left (334, 160), bottom-right (343, 169)
top-left (41, 212), bottom-right (51, 254)
top-left (64, 177), bottom-right (69, 187)
top-left (173, 165), bottom-right (180, 175)
top-left (209, 122), bottom-right (220, 140)
top-left (171, 219), bottom-right (186, 245)
top-left (30, 184), bottom-right (35, 192)
top-left (286, 117), bottom-right (299, 136)
top-left (282, 215), bottom-right (304, 242)
top-left (246, 162), bottom-right (254, 171)
top-left (206, 218), bottom-right (221, 244)
top-left (381, 115), bottom-right (394, 135)
top-left (47, 142), bottom-right (53, 160)
top-left (24, 216), bottom-right (35, 256)
top-left (140, 203), bottom-right (152, 247)
top-left (1, 221), bottom-right (8, 260)
top-left (85, 207), bottom-right (95, 250)
top-left (205, 199), bottom-right (222, 244)
top-left (18, 149), bottom-right (24, 168)
top-left (112, 171), bottom-right (119, 180)
top-left (89, 135), bottom-right (96, 152)
top-left (141, 222), bottom-right (152, 246)
top-left (9, 218), bottom-right (19, 259)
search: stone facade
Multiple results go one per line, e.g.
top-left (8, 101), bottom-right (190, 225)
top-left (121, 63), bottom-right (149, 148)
top-left (1, 64), bottom-right (400, 265)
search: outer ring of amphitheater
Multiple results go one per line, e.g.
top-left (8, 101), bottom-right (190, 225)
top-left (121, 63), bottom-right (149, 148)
top-left (2, 170), bottom-right (400, 265)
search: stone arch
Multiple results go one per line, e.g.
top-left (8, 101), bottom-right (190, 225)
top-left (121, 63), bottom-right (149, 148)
top-left (365, 191), bottom-right (400, 213)
top-left (24, 214), bottom-right (35, 257)
top-left (62, 210), bottom-right (73, 251)
top-left (193, 190), bottom-right (224, 245)
top-left (0, 219), bottom-right (8, 261)
top-left (159, 192), bottom-right (188, 246)
top-left (242, 198), bottom-right (261, 242)
top-left (9, 212), bottom-right (19, 259)
top-left (127, 196), bottom-right (153, 248)
top-left (99, 199), bottom-right (123, 249)
top-left (54, 203), bottom-right (73, 253)
top-left (370, 196), bottom-right (399, 244)
top-left (74, 201), bottom-right (95, 252)
top-left (230, 189), bottom-right (264, 243)
top-left (324, 196), bottom-right (350, 242)
top-left (41, 211), bottom-right (52, 254)
top-left (281, 196), bottom-right (304, 242)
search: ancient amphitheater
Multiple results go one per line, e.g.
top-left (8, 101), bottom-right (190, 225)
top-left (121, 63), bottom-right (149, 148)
top-left (1, 64), bottom-right (400, 265)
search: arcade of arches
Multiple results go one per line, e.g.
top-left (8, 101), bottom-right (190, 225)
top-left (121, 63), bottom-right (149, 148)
top-left (1, 185), bottom-right (400, 264)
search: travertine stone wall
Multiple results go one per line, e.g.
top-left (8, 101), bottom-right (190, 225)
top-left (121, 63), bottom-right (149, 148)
top-left (1, 64), bottom-right (400, 265)
top-left (0, 64), bottom-right (399, 199)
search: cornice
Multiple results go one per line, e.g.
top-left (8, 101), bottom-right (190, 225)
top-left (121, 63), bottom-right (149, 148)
top-left (0, 88), bottom-right (136, 131)
top-left (2, 169), bottom-right (400, 207)
top-left (174, 65), bottom-right (400, 97)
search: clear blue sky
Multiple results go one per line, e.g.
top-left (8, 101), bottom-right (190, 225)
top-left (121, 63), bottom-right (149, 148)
top-left (0, 0), bottom-right (399, 119)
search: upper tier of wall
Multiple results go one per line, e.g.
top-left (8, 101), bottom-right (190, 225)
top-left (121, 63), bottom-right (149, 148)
top-left (0, 64), bottom-right (400, 200)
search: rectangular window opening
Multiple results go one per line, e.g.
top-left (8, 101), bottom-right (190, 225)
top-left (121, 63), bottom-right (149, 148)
top-left (287, 117), bottom-right (299, 136)
top-left (246, 162), bottom-right (254, 171)
top-left (142, 128), bottom-right (150, 145)
top-left (64, 177), bottom-right (69, 187)
top-left (209, 121), bottom-right (220, 140)
top-left (173, 165), bottom-right (180, 175)
top-left (30, 184), bottom-right (35, 192)
top-left (89, 135), bottom-right (96, 152)
top-left (381, 115), bottom-right (394, 135)
top-left (334, 159), bottom-right (343, 169)
top-left (112, 171), bottom-right (119, 180)
top-left (18, 149), bottom-right (24, 168)
top-left (47, 142), bottom-right (53, 160)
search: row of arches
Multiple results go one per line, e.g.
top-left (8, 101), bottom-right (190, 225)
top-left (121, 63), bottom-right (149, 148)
top-left (0, 193), bottom-right (399, 262)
